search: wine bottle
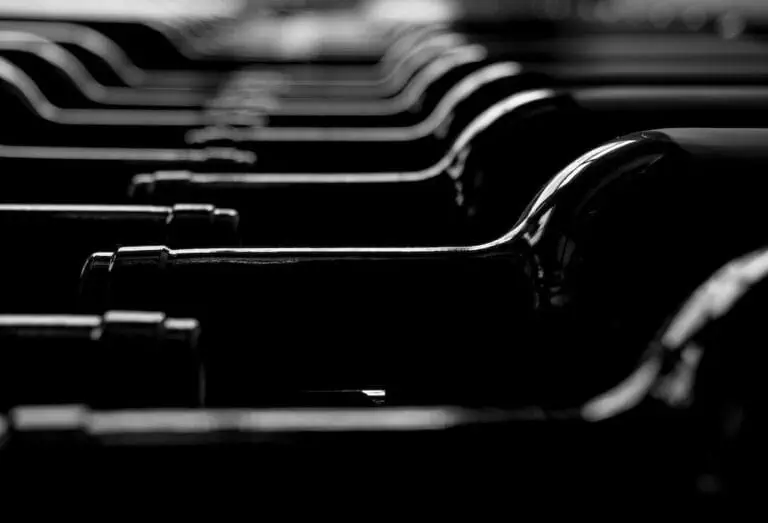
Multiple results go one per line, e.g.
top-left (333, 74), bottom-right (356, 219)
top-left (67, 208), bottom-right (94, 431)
top-left (0, 31), bottom-right (211, 108)
top-left (584, 245), bottom-right (768, 503)
top-left (222, 27), bottom-right (768, 100)
top-left (2, 27), bottom-right (763, 153)
top-left (0, 55), bottom-right (539, 171)
top-left (80, 129), bottom-right (768, 404)
top-left (7, 15), bottom-right (748, 112)
top-left (0, 402), bottom-right (679, 507)
top-left (0, 143), bottom-right (255, 203)
top-left (201, 31), bottom-right (768, 125)
top-left (0, 27), bottom-right (453, 111)
top-left (0, 25), bottom-right (493, 130)
top-left (5, 23), bottom-right (767, 127)
top-left (0, 20), bottom-right (184, 89)
top-left (2, 42), bottom-right (767, 173)
top-left (0, 311), bottom-right (202, 409)
top-left (0, 30), bottom-right (506, 133)
top-left (0, 203), bottom-right (239, 313)
top-left (210, 17), bottom-right (768, 100)
top-left (0, 19), bottom-right (227, 90)
top-left (0, 312), bottom-right (376, 410)
top-left (0, 10), bottom-right (244, 72)
top-left (0, 20), bottom-right (443, 100)
top-left (130, 86), bottom-right (768, 246)
top-left (0, 6), bottom-right (406, 74)
top-left (0, 340), bottom-right (732, 509)
top-left (85, 57), bottom-right (768, 172)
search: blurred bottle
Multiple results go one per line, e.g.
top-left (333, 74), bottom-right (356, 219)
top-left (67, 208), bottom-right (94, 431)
top-left (0, 311), bottom-right (202, 409)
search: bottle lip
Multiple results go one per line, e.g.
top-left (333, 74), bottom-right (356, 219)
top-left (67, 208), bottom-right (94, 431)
top-left (79, 252), bottom-right (114, 311)
top-left (129, 171), bottom-right (194, 201)
top-left (81, 251), bottom-right (113, 279)
top-left (127, 174), bottom-right (155, 200)
top-left (212, 208), bottom-right (240, 234)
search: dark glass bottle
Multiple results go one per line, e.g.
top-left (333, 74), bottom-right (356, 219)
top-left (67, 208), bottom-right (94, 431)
top-left (199, 32), bottom-right (768, 130)
top-left (0, 311), bottom-right (743, 511)
top-left (208, 24), bottom-right (768, 99)
top-left (0, 14), bottom-right (243, 72)
top-left (0, 17), bottom-right (434, 93)
top-left (0, 310), bottom-right (376, 410)
top-left (0, 32), bottom-right (209, 110)
top-left (0, 10), bottom-right (404, 75)
top-left (0, 31), bottom-right (526, 131)
top-left (207, 15), bottom-right (768, 100)
top-left (130, 86), bottom-right (768, 246)
top-left (0, 203), bottom-right (239, 313)
top-left (2, 7), bottom-right (763, 102)
top-left (0, 311), bottom-right (202, 409)
top-left (0, 401), bottom-right (686, 506)
top-left (0, 20), bottom-right (163, 88)
top-left (3, 21), bottom-right (767, 149)
top-left (587, 245), bottom-right (768, 504)
top-left (0, 54), bottom-right (541, 169)
top-left (0, 143), bottom-right (256, 204)
top-left (80, 129), bottom-right (768, 405)
top-left (3, 37), bottom-right (768, 171)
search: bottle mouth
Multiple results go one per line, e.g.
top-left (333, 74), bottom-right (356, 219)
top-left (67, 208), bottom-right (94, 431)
top-left (78, 252), bottom-right (114, 313)
top-left (212, 208), bottom-right (241, 246)
top-left (79, 246), bottom-right (174, 313)
top-left (81, 251), bottom-right (113, 276)
top-left (129, 171), bottom-right (196, 202)
top-left (127, 173), bottom-right (156, 201)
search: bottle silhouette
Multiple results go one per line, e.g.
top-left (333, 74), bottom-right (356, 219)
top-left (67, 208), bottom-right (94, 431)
top-left (131, 86), bottom-right (768, 246)
top-left (587, 245), bottom-right (768, 504)
top-left (80, 129), bottom-right (768, 405)
top-left (0, 143), bottom-right (255, 204)
top-left (0, 311), bottom-right (202, 409)
top-left (0, 203), bottom-right (238, 313)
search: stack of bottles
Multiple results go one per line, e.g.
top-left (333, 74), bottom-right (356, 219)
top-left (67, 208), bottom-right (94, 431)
top-left (0, 0), bottom-right (767, 510)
